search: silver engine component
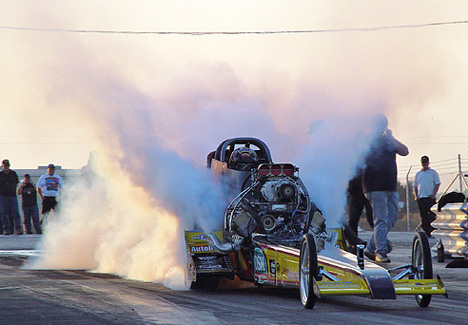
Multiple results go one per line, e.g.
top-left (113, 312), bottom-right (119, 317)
top-left (230, 206), bottom-right (256, 238)
top-left (309, 211), bottom-right (327, 251)
top-left (207, 233), bottom-right (244, 254)
top-left (309, 211), bottom-right (326, 236)
top-left (260, 179), bottom-right (296, 203)
top-left (260, 214), bottom-right (277, 231)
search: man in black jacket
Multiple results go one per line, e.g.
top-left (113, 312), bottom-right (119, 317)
top-left (362, 115), bottom-right (409, 263)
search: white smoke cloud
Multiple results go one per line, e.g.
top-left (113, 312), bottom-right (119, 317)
top-left (9, 1), bottom-right (467, 288)
top-left (297, 115), bottom-right (375, 228)
top-left (24, 62), bottom-right (233, 288)
top-left (27, 153), bottom-right (191, 289)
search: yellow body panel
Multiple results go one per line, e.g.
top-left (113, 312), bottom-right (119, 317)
top-left (316, 282), bottom-right (370, 295)
top-left (393, 278), bottom-right (446, 295)
top-left (185, 231), bottom-right (223, 254)
top-left (317, 271), bottom-right (369, 294)
top-left (262, 247), bottom-right (300, 285)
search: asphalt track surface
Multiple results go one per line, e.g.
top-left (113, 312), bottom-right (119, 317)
top-left (0, 231), bottom-right (467, 324)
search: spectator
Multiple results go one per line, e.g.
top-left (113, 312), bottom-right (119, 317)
top-left (363, 114), bottom-right (409, 263)
top-left (343, 169), bottom-right (373, 252)
top-left (36, 164), bottom-right (64, 221)
top-left (347, 169), bottom-right (374, 235)
top-left (17, 174), bottom-right (42, 234)
top-left (0, 159), bottom-right (23, 235)
top-left (414, 155), bottom-right (440, 238)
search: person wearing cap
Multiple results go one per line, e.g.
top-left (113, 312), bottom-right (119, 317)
top-left (414, 156), bottom-right (441, 237)
top-left (36, 164), bottom-right (64, 220)
top-left (17, 174), bottom-right (42, 234)
top-left (0, 159), bottom-right (23, 235)
top-left (363, 114), bottom-right (409, 263)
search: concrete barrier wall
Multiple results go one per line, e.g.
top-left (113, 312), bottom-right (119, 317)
top-left (432, 202), bottom-right (468, 257)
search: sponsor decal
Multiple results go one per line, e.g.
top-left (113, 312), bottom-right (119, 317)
top-left (285, 268), bottom-right (299, 280)
top-left (198, 256), bottom-right (217, 261)
top-left (269, 259), bottom-right (276, 278)
top-left (320, 281), bottom-right (360, 289)
top-left (190, 245), bottom-right (215, 253)
top-left (253, 248), bottom-right (267, 274)
top-left (256, 274), bottom-right (268, 284)
top-left (394, 280), bottom-right (438, 287)
top-left (198, 264), bottom-right (223, 270)
top-left (192, 234), bottom-right (208, 241)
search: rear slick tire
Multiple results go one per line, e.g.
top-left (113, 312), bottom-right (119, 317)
top-left (190, 275), bottom-right (220, 290)
top-left (412, 232), bottom-right (433, 307)
top-left (299, 233), bottom-right (319, 309)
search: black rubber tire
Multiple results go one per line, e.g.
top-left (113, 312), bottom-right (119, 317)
top-left (190, 275), bottom-right (220, 290)
top-left (184, 252), bottom-right (197, 288)
top-left (299, 233), bottom-right (319, 309)
top-left (412, 232), bottom-right (433, 307)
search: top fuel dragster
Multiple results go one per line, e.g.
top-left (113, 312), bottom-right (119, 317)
top-left (185, 137), bottom-right (446, 309)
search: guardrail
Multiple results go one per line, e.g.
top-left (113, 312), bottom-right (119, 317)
top-left (432, 202), bottom-right (468, 258)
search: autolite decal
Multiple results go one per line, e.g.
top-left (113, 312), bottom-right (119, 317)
top-left (190, 245), bottom-right (215, 253)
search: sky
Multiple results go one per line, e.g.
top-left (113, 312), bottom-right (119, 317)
top-left (2, 1), bottom-right (468, 287)
top-left (1, 2), bottom-right (467, 173)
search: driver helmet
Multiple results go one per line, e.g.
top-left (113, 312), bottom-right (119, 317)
top-left (229, 147), bottom-right (259, 170)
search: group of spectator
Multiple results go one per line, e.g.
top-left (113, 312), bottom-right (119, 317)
top-left (0, 160), bottom-right (63, 235)
top-left (345, 114), bottom-right (440, 264)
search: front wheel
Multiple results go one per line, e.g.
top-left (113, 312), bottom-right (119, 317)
top-left (299, 233), bottom-right (319, 309)
top-left (412, 232), bottom-right (433, 307)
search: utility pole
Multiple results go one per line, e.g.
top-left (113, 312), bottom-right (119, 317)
top-left (406, 166), bottom-right (412, 232)
top-left (458, 154), bottom-right (462, 191)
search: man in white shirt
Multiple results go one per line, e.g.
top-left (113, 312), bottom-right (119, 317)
top-left (414, 156), bottom-right (441, 237)
top-left (36, 164), bottom-right (64, 217)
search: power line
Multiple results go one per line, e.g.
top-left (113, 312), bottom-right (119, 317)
top-left (439, 171), bottom-right (462, 177)
top-left (407, 142), bottom-right (468, 145)
top-left (408, 135), bottom-right (468, 137)
top-left (434, 166), bottom-right (460, 171)
top-left (398, 158), bottom-right (459, 170)
top-left (398, 159), bottom-right (468, 179)
top-left (429, 161), bottom-right (462, 168)
top-left (1, 20), bottom-right (468, 36)
top-left (0, 140), bottom-right (86, 145)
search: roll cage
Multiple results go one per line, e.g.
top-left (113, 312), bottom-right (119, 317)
top-left (207, 137), bottom-right (273, 168)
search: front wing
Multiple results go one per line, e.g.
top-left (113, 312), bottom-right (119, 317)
top-left (251, 235), bottom-right (446, 298)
